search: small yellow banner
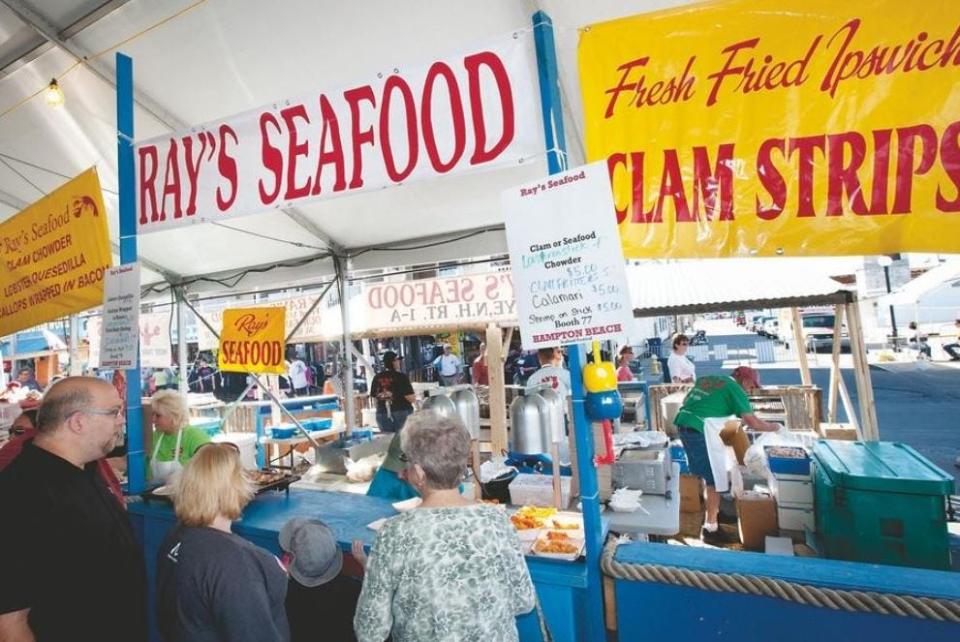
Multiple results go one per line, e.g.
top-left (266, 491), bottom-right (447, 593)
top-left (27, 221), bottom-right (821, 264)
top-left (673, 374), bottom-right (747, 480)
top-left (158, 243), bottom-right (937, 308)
top-left (217, 307), bottom-right (286, 374)
top-left (0, 168), bottom-right (113, 335)
top-left (578, 0), bottom-right (960, 258)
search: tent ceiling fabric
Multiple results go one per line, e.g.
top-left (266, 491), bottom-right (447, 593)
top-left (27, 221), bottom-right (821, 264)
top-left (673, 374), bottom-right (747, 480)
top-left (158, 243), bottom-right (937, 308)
top-left (627, 259), bottom-right (854, 317)
top-left (0, 0), bottom-right (698, 292)
top-left (878, 260), bottom-right (960, 307)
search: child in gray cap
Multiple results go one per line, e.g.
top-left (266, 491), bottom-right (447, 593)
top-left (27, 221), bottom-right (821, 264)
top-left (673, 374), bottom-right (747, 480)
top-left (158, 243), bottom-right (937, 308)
top-left (280, 518), bottom-right (361, 642)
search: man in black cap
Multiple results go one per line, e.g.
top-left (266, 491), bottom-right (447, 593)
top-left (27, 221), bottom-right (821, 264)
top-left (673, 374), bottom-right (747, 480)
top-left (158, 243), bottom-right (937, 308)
top-left (280, 518), bottom-right (361, 642)
top-left (369, 351), bottom-right (416, 434)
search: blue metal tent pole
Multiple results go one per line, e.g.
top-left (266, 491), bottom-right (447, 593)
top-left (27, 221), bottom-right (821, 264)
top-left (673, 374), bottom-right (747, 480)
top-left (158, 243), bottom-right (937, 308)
top-left (532, 11), bottom-right (606, 640)
top-left (117, 52), bottom-right (145, 494)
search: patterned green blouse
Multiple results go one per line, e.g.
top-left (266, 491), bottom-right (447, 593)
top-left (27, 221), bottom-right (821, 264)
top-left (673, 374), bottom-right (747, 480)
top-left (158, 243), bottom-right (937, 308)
top-left (354, 503), bottom-right (537, 642)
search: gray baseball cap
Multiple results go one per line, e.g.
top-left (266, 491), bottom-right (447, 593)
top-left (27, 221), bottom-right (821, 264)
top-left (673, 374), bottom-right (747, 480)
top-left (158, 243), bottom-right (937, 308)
top-left (278, 518), bottom-right (343, 588)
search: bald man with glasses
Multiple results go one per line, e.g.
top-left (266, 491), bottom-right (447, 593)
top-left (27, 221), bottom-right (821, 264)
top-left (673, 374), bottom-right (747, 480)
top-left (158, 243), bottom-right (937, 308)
top-left (0, 377), bottom-right (147, 642)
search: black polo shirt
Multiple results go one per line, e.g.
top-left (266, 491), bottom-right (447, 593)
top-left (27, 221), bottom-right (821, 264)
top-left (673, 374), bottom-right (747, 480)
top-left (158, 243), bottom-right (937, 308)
top-left (0, 442), bottom-right (147, 641)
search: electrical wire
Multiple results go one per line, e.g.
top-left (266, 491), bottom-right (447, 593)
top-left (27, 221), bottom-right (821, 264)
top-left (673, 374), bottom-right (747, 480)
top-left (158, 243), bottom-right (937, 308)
top-left (348, 227), bottom-right (503, 258)
top-left (0, 156), bottom-right (45, 196)
top-left (0, 152), bottom-right (119, 195)
top-left (210, 221), bottom-right (330, 252)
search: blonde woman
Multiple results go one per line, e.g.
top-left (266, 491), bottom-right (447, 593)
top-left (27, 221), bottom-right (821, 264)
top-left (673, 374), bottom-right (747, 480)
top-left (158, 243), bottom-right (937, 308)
top-left (156, 443), bottom-right (290, 642)
top-left (147, 390), bottom-right (210, 483)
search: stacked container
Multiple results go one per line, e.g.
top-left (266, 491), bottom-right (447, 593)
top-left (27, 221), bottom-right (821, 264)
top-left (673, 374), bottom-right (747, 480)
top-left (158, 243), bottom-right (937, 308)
top-left (767, 445), bottom-right (816, 533)
top-left (812, 440), bottom-right (953, 570)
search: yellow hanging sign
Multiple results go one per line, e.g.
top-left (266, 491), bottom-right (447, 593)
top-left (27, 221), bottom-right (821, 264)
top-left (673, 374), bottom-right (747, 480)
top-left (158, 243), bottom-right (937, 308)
top-left (0, 168), bottom-right (113, 335)
top-left (578, 0), bottom-right (960, 258)
top-left (217, 307), bottom-right (287, 374)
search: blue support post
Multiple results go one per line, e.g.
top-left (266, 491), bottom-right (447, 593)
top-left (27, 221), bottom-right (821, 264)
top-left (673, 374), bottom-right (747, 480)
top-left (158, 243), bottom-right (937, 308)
top-left (117, 53), bottom-right (145, 494)
top-left (532, 11), bottom-right (607, 640)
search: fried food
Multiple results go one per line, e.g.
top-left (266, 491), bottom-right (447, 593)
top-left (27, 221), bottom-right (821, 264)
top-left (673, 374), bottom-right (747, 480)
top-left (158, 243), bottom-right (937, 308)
top-left (248, 469), bottom-right (286, 484)
top-left (510, 506), bottom-right (558, 530)
top-left (534, 539), bottom-right (579, 554)
top-left (546, 530), bottom-right (570, 541)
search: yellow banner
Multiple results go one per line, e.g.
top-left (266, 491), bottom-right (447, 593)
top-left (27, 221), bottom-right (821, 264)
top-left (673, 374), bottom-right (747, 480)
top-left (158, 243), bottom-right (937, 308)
top-left (217, 307), bottom-right (286, 374)
top-left (0, 168), bottom-right (113, 335)
top-left (579, 0), bottom-right (960, 258)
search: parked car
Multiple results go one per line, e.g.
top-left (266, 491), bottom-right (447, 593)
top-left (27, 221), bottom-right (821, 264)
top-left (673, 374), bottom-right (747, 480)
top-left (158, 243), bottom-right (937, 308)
top-left (762, 318), bottom-right (779, 339)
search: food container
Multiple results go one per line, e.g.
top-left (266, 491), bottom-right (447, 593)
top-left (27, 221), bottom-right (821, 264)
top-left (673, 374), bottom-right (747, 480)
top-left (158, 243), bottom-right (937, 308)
top-left (530, 530), bottom-right (585, 561)
top-left (765, 445), bottom-right (811, 476)
top-left (270, 426), bottom-right (298, 439)
top-left (509, 391), bottom-right (550, 455)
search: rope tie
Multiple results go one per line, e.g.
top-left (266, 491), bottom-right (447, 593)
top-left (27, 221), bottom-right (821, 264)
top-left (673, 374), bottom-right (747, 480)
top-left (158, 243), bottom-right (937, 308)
top-left (600, 539), bottom-right (960, 622)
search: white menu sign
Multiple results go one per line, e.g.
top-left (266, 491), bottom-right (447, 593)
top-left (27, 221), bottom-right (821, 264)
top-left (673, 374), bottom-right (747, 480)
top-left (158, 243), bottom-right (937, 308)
top-left (99, 263), bottom-right (140, 368)
top-left (502, 162), bottom-right (633, 349)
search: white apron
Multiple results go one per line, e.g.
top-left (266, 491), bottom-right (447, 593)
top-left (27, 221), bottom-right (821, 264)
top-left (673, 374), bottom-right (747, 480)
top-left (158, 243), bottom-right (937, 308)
top-left (151, 428), bottom-right (184, 484)
top-left (702, 416), bottom-right (735, 493)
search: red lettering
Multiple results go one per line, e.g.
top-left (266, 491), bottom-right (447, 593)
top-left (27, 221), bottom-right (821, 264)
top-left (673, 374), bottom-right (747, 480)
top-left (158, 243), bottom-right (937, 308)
top-left (756, 138), bottom-right (787, 220)
top-left (602, 57), bottom-right (650, 118)
top-left (181, 135), bottom-right (206, 216)
top-left (607, 153), bottom-right (628, 224)
top-left (422, 62), bottom-right (466, 173)
top-left (706, 38), bottom-right (759, 107)
top-left (692, 144), bottom-right (735, 220)
top-left (281, 104), bottom-right (312, 200)
top-left (344, 86), bottom-right (377, 189)
top-left (311, 95), bottom-right (347, 195)
top-left (657, 150), bottom-right (691, 222)
top-left (216, 125), bottom-right (238, 212)
top-left (936, 120), bottom-right (960, 212)
top-left (788, 135), bottom-right (826, 217)
top-left (893, 124), bottom-right (937, 213)
top-left (160, 139), bottom-right (181, 220)
top-left (258, 113), bottom-right (283, 205)
top-left (826, 131), bottom-right (869, 215)
top-left (868, 129), bottom-right (892, 214)
top-left (138, 146), bottom-right (159, 225)
top-left (464, 51), bottom-right (515, 164)
top-left (380, 76), bottom-right (418, 182)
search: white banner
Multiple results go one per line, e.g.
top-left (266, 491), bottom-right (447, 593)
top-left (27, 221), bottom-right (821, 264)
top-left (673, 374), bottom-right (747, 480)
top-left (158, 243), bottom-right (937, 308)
top-left (502, 162), bottom-right (635, 349)
top-left (135, 31), bottom-right (542, 234)
top-left (364, 272), bottom-right (516, 331)
top-left (89, 311), bottom-right (172, 368)
top-left (99, 263), bottom-right (140, 368)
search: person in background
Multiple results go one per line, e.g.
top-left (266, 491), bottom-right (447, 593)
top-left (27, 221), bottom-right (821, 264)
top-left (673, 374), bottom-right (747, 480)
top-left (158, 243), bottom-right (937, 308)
top-left (157, 443), bottom-right (289, 642)
top-left (0, 405), bottom-right (125, 506)
top-left (147, 390), bottom-right (211, 484)
top-left (908, 321), bottom-right (932, 358)
top-left (617, 346), bottom-right (635, 382)
top-left (369, 351), bottom-right (415, 434)
top-left (14, 367), bottom-right (41, 391)
top-left (432, 345), bottom-right (462, 386)
top-left (0, 377), bottom-right (146, 641)
top-left (667, 333), bottom-right (697, 383)
top-left (943, 318), bottom-right (960, 361)
top-left (192, 357), bottom-right (216, 393)
top-left (673, 367), bottom-right (781, 543)
top-left (287, 349), bottom-right (309, 397)
top-left (526, 346), bottom-right (571, 397)
top-left (471, 342), bottom-right (489, 386)
top-left (353, 413), bottom-right (536, 642)
top-left (280, 518), bottom-right (361, 642)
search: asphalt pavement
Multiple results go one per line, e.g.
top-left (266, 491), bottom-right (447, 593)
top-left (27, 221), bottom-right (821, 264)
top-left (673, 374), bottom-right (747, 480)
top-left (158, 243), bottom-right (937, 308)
top-left (673, 328), bottom-right (960, 491)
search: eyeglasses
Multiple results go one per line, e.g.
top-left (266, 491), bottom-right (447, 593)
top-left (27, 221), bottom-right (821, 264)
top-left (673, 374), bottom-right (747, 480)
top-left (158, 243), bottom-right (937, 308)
top-left (74, 406), bottom-right (124, 420)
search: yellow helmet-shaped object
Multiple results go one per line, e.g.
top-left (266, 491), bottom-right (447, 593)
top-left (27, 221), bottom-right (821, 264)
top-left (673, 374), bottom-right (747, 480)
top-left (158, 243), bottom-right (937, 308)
top-left (582, 341), bottom-right (617, 393)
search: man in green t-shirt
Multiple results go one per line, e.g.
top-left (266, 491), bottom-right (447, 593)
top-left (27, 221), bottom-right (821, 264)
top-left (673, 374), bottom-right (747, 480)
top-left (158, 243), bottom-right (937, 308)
top-left (675, 367), bottom-right (781, 541)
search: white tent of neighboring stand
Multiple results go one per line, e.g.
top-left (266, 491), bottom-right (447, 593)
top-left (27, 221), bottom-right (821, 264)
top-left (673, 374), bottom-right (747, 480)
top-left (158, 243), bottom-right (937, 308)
top-left (878, 261), bottom-right (960, 308)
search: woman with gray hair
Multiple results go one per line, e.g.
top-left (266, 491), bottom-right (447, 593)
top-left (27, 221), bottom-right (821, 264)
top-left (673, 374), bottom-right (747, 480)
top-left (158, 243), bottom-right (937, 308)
top-left (353, 412), bottom-right (536, 642)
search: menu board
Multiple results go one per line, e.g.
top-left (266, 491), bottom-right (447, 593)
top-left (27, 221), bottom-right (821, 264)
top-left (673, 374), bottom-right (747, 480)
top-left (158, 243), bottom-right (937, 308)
top-left (502, 162), bottom-right (634, 349)
top-left (98, 263), bottom-right (140, 368)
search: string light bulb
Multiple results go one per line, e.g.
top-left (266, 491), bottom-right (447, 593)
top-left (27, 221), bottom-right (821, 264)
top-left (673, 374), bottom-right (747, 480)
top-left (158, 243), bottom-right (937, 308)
top-left (44, 78), bottom-right (64, 107)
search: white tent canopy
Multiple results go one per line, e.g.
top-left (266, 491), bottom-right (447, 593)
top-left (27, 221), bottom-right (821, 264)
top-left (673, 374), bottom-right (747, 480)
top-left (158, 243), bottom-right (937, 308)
top-left (878, 260), bottom-right (960, 307)
top-left (0, 0), bottom-right (695, 295)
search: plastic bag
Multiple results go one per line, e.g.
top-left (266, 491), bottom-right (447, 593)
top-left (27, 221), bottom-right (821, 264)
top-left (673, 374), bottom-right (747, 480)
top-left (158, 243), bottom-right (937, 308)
top-left (743, 427), bottom-right (795, 478)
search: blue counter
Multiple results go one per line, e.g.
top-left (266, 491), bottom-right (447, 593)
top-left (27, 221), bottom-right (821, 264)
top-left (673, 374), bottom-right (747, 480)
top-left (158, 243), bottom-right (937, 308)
top-left (613, 542), bottom-right (960, 641)
top-left (129, 490), bottom-right (595, 642)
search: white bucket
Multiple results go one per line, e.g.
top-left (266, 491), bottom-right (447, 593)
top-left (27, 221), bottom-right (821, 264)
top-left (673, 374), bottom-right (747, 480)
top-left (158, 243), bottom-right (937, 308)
top-left (331, 411), bottom-right (346, 430)
top-left (361, 408), bottom-right (378, 427)
top-left (213, 433), bottom-right (257, 470)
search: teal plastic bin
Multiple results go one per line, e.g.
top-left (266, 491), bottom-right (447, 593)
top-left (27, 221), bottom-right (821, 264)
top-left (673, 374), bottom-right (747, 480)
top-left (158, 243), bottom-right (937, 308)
top-left (812, 440), bottom-right (953, 570)
top-left (190, 419), bottom-right (221, 437)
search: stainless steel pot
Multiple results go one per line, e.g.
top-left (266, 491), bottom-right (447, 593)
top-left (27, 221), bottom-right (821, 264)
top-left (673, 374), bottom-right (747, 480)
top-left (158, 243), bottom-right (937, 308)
top-left (509, 390), bottom-right (550, 455)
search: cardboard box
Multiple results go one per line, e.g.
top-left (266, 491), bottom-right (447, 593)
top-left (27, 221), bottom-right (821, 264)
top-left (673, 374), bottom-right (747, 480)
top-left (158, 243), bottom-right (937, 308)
top-left (719, 421), bottom-right (750, 465)
top-left (679, 510), bottom-right (705, 538)
top-left (819, 422), bottom-right (858, 441)
top-left (679, 474), bottom-right (705, 510)
top-left (737, 493), bottom-right (778, 551)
